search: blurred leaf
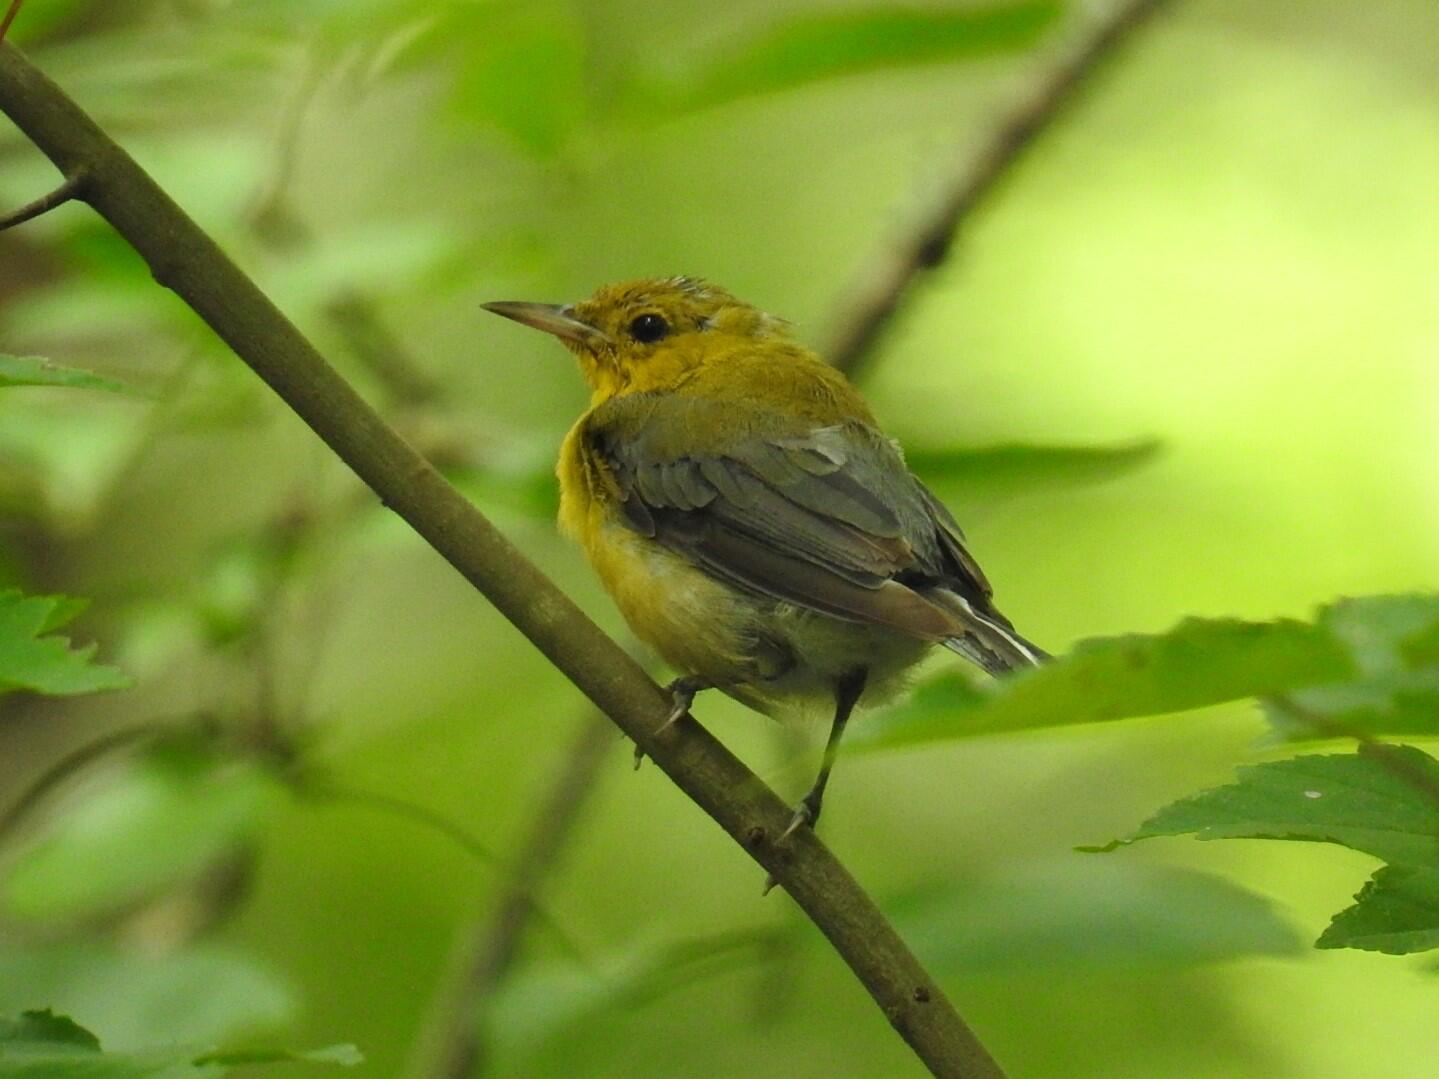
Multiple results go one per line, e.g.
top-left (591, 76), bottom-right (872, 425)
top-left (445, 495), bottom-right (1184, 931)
top-left (194, 1045), bottom-right (361, 1067)
top-left (0, 945), bottom-right (295, 1051)
top-left (442, 8), bottom-right (586, 155)
top-left (1317, 865), bottom-right (1439, 954)
top-left (0, 1008), bottom-right (358, 1076)
top-left (1089, 749), bottom-right (1439, 871)
top-left (1, 742), bottom-right (282, 924)
top-left (638, 2), bottom-right (1061, 112)
top-left (1266, 595), bottom-right (1439, 741)
top-left (855, 615), bottom-right (1353, 751)
top-left (486, 929), bottom-right (774, 1062)
top-left (892, 859), bottom-right (1302, 974)
top-left (0, 590), bottom-right (129, 697)
top-left (0, 355), bottom-right (128, 395)
top-left (907, 439), bottom-right (1160, 498)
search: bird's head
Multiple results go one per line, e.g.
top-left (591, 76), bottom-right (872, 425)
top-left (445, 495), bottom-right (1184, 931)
top-left (484, 276), bottom-right (790, 396)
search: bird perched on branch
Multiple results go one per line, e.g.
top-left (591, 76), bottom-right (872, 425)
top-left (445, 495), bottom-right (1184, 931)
top-left (485, 277), bottom-right (1043, 843)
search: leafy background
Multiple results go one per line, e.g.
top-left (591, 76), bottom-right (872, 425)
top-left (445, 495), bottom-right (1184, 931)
top-left (1, 0), bottom-right (1438, 1076)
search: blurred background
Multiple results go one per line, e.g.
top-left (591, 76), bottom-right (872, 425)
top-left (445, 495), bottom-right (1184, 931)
top-left (1, 0), bottom-right (1437, 1076)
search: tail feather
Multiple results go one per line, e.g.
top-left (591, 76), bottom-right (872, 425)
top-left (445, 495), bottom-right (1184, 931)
top-left (931, 590), bottom-right (1047, 675)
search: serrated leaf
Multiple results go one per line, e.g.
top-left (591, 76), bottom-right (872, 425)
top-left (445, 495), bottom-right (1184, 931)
top-left (640, 2), bottom-right (1061, 112)
top-left (0, 354), bottom-right (128, 394)
top-left (0, 591), bottom-right (129, 697)
top-left (891, 860), bottom-right (1302, 975)
top-left (1091, 749), bottom-right (1439, 872)
top-left (1, 744), bottom-right (281, 924)
top-left (1317, 865), bottom-right (1439, 954)
top-left (855, 616), bottom-right (1353, 751)
top-left (906, 439), bottom-right (1160, 498)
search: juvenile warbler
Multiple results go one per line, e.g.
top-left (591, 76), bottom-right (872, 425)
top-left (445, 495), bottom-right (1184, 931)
top-left (485, 277), bottom-right (1043, 840)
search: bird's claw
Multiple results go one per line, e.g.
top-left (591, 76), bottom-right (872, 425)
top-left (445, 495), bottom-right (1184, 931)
top-left (634, 676), bottom-right (707, 769)
top-left (778, 799), bottom-right (816, 843)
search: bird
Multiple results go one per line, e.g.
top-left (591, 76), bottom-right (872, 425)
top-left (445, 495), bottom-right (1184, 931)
top-left (484, 276), bottom-right (1044, 843)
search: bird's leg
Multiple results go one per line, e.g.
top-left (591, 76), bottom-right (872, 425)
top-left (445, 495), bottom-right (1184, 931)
top-left (633, 673), bottom-right (712, 769)
top-left (778, 667), bottom-right (867, 841)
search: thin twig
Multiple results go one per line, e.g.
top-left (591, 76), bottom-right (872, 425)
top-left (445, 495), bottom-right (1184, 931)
top-left (0, 170), bottom-right (83, 232)
top-left (0, 722), bottom-right (166, 841)
top-left (0, 43), bottom-right (1003, 1078)
top-left (0, 1), bottom-right (22, 45)
top-left (409, 714), bottom-right (614, 1079)
top-left (824, 0), bottom-right (1174, 378)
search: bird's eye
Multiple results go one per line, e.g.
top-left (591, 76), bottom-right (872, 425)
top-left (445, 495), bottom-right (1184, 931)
top-left (628, 313), bottom-right (669, 344)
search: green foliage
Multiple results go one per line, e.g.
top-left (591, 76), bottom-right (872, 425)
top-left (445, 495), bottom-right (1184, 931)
top-left (0, 946), bottom-right (296, 1050)
top-left (1, 741), bottom-right (281, 924)
top-left (0, 1008), bottom-right (358, 1076)
top-left (0, 355), bottom-right (128, 395)
top-left (1090, 748), bottom-right (1439, 954)
top-left (855, 615), bottom-right (1353, 751)
top-left (0, 591), bottom-right (129, 697)
top-left (641, 2), bottom-right (1063, 111)
top-left (906, 439), bottom-right (1161, 499)
top-left (858, 594), bottom-right (1439, 751)
top-left (890, 860), bottom-right (1302, 974)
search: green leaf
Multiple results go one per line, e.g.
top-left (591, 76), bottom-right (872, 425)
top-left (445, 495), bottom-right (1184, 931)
top-left (855, 616), bottom-right (1353, 751)
top-left (0, 591), bottom-right (130, 697)
top-left (0, 355), bottom-right (128, 394)
top-left (1, 743), bottom-right (282, 924)
top-left (444, 9), bottom-right (586, 155)
top-left (0, 946), bottom-right (295, 1050)
top-left (193, 1046), bottom-right (361, 1067)
top-left (0, 1009), bottom-right (100, 1052)
top-left (641, 2), bottom-right (1062, 112)
top-left (1265, 595), bottom-right (1439, 741)
top-left (0, 1008), bottom-right (359, 1076)
top-left (906, 439), bottom-right (1161, 499)
top-left (1317, 865), bottom-right (1439, 954)
top-left (1090, 749), bottom-right (1439, 872)
top-left (891, 860), bottom-right (1302, 975)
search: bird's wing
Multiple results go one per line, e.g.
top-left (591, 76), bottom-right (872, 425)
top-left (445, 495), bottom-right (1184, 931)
top-left (583, 392), bottom-right (991, 641)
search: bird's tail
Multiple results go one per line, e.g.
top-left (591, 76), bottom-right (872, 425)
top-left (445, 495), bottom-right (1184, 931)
top-left (932, 590), bottom-right (1048, 676)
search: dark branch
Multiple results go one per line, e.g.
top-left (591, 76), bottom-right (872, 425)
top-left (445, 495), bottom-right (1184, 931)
top-left (825, 0), bottom-right (1174, 377)
top-left (0, 41), bottom-right (1003, 1079)
top-left (410, 714), bottom-right (614, 1079)
top-left (0, 1), bottom-right (22, 46)
top-left (0, 169), bottom-right (83, 232)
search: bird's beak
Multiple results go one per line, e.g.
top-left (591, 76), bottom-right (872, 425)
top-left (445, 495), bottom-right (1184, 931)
top-left (482, 301), bottom-right (606, 347)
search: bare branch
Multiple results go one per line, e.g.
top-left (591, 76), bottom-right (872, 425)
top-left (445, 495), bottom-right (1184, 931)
top-left (409, 714), bottom-right (614, 1079)
top-left (0, 169), bottom-right (83, 232)
top-left (0, 1), bottom-right (23, 46)
top-left (0, 42), bottom-right (1004, 1078)
top-left (825, 0), bottom-right (1174, 377)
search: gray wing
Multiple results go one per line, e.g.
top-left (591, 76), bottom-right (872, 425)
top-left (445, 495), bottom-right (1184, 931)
top-left (585, 393), bottom-right (1000, 643)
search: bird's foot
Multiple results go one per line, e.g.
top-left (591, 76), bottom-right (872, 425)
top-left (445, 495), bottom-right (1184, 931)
top-left (633, 674), bottom-right (710, 769)
top-left (762, 794), bottom-right (823, 895)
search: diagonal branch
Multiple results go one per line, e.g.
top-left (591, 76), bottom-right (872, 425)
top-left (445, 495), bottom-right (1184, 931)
top-left (825, 0), bottom-right (1174, 378)
top-left (0, 41), bottom-right (1003, 1079)
top-left (0, 1), bottom-right (22, 46)
top-left (409, 713), bottom-right (614, 1079)
top-left (0, 168), bottom-right (83, 231)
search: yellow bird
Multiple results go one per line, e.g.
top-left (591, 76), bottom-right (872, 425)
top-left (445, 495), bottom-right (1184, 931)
top-left (485, 277), bottom-right (1043, 838)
